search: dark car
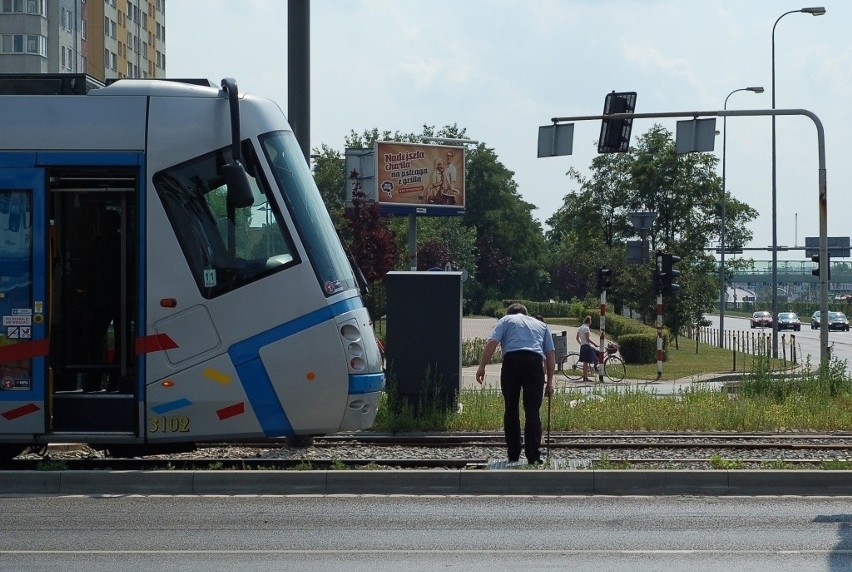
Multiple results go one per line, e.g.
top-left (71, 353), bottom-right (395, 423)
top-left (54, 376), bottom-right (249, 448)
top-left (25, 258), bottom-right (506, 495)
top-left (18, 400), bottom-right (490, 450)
top-left (811, 311), bottom-right (851, 331)
top-left (750, 311), bottom-right (772, 329)
top-left (776, 312), bottom-right (801, 331)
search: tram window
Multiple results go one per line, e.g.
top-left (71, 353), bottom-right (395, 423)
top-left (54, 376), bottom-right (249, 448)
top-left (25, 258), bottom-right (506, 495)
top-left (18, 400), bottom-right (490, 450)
top-left (154, 143), bottom-right (299, 298)
top-left (259, 131), bottom-right (357, 297)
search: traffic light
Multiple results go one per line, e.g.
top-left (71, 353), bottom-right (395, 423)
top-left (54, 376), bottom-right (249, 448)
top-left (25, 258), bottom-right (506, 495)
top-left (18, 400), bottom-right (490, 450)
top-left (598, 91), bottom-right (637, 153)
top-left (597, 267), bottom-right (612, 292)
top-left (812, 254), bottom-right (831, 279)
top-left (654, 252), bottom-right (664, 294)
top-left (661, 253), bottom-right (681, 294)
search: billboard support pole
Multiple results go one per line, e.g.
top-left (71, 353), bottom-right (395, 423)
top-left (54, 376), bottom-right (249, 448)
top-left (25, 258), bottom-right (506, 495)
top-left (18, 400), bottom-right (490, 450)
top-left (408, 214), bottom-right (417, 270)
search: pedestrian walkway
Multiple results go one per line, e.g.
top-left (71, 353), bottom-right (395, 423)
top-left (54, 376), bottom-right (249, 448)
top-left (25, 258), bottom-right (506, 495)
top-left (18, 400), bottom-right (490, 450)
top-left (462, 362), bottom-right (733, 395)
top-left (460, 317), bottom-right (736, 395)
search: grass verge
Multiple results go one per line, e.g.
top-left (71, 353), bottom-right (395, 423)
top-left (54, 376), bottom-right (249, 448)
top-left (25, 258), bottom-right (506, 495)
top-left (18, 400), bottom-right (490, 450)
top-left (375, 353), bottom-right (852, 433)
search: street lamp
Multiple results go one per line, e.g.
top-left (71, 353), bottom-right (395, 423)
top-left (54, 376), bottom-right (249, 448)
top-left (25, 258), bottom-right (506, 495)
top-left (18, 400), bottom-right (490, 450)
top-left (719, 86), bottom-right (763, 348)
top-left (771, 6), bottom-right (825, 357)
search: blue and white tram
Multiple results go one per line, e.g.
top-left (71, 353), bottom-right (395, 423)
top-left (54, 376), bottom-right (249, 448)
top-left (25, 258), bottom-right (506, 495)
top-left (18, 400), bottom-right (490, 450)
top-left (0, 75), bottom-right (384, 458)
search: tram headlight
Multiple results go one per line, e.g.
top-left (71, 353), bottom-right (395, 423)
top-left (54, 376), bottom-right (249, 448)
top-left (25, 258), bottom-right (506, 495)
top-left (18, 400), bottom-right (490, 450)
top-left (349, 357), bottom-right (366, 371)
top-left (348, 342), bottom-right (363, 356)
top-left (340, 324), bottom-right (361, 342)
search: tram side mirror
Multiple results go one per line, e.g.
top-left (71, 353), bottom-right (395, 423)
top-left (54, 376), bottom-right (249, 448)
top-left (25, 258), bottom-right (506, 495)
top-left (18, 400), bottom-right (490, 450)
top-left (222, 161), bottom-right (255, 208)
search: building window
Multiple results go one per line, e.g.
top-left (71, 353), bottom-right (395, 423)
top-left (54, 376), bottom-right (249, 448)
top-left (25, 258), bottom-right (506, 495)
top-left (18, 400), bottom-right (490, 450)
top-left (82, 19), bottom-right (86, 39)
top-left (1, 34), bottom-right (47, 56)
top-left (1, 0), bottom-right (45, 15)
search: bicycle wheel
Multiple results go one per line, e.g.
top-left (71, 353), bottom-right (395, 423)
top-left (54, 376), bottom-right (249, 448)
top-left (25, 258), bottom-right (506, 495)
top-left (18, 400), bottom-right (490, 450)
top-left (604, 354), bottom-right (626, 382)
top-left (560, 352), bottom-right (585, 382)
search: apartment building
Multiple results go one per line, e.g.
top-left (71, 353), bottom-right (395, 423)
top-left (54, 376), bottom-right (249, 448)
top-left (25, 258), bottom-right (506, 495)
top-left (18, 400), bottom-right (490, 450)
top-left (0, 0), bottom-right (166, 82)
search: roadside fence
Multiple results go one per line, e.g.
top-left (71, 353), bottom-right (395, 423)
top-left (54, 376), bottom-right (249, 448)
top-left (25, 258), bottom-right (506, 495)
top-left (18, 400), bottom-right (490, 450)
top-left (683, 325), bottom-right (800, 370)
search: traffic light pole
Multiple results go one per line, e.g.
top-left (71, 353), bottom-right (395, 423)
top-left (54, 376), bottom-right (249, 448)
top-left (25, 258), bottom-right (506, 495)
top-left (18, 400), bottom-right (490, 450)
top-left (546, 107), bottom-right (829, 367)
top-left (599, 289), bottom-right (606, 384)
top-left (656, 291), bottom-right (664, 380)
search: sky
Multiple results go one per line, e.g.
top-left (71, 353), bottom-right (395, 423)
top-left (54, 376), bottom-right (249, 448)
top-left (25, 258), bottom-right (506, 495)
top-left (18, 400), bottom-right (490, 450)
top-left (165, 0), bottom-right (852, 262)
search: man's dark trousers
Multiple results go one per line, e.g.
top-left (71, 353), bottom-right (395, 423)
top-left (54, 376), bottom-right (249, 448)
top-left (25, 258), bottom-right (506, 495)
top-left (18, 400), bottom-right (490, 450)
top-left (500, 350), bottom-right (545, 463)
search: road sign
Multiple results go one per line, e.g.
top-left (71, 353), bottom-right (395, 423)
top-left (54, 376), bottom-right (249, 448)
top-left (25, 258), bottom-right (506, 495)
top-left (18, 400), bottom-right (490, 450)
top-left (675, 118), bottom-right (717, 153)
top-left (805, 236), bottom-right (850, 258)
top-left (537, 123), bottom-right (574, 157)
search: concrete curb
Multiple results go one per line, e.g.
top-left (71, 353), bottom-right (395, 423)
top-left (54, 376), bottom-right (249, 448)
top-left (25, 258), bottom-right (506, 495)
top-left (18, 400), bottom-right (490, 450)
top-left (1, 470), bottom-right (850, 496)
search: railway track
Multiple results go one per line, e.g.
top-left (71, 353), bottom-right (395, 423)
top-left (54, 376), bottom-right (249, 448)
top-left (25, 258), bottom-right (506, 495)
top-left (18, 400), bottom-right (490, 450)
top-left (308, 432), bottom-right (852, 450)
top-left (5, 432), bottom-right (852, 471)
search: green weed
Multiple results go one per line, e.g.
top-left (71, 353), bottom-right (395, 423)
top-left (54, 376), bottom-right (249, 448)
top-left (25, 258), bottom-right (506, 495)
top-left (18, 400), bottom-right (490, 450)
top-left (709, 455), bottom-right (745, 470)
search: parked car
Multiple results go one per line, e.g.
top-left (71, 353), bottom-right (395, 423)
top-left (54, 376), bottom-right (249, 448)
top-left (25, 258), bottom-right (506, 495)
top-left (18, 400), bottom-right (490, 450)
top-left (811, 311), bottom-right (851, 331)
top-left (750, 311), bottom-right (772, 328)
top-left (776, 312), bottom-right (801, 331)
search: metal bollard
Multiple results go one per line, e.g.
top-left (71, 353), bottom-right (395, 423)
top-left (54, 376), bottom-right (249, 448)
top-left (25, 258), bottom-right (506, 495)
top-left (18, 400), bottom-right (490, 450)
top-left (791, 334), bottom-right (797, 364)
top-left (732, 332), bottom-right (737, 371)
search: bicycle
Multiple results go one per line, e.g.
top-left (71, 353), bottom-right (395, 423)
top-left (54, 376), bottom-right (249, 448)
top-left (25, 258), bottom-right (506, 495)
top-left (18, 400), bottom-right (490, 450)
top-left (560, 341), bottom-right (626, 383)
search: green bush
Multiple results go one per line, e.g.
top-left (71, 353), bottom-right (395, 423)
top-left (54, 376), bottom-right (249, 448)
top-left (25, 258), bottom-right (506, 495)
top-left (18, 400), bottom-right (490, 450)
top-left (481, 299), bottom-right (506, 318)
top-left (618, 333), bottom-right (659, 364)
top-left (501, 299), bottom-right (576, 319)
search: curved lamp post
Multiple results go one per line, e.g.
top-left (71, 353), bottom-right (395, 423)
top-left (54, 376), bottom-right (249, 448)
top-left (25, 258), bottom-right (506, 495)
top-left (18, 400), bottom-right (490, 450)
top-left (771, 6), bottom-right (825, 356)
top-left (720, 86), bottom-right (764, 347)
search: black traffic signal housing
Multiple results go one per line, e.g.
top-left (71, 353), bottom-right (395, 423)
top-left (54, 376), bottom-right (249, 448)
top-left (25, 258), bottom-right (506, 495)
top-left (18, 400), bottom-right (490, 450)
top-left (654, 251), bottom-right (680, 295)
top-left (597, 267), bottom-right (612, 292)
top-left (661, 253), bottom-right (681, 294)
top-left (812, 254), bottom-right (831, 280)
top-left (598, 91), bottom-right (637, 153)
top-left (654, 252), bottom-right (664, 294)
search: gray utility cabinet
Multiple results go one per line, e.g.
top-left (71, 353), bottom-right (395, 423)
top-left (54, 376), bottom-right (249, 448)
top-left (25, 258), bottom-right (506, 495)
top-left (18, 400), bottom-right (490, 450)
top-left (385, 271), bottom-right (463, 409)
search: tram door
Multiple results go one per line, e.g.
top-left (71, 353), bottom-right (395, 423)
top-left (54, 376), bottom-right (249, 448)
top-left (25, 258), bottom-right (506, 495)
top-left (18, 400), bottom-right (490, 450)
top-left (48, 168), bottom-right (139, 434)
top-left (0, 168), bottom-right (47, 436)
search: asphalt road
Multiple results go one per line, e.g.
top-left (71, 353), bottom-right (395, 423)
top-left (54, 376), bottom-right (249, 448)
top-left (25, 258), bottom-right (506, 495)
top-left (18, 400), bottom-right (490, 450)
top-left (706, 313), bottom-right (852, 368)
top-left (2, 495), bottom-right (851, 571)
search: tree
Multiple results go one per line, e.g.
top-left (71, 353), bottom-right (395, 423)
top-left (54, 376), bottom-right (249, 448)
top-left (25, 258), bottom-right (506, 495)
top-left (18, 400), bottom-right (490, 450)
top-left (464, 144), bottom-right (549, 302)
top-left (343, 188), bottom-right (397, 284)
top-left (547, 125), bottom-right (758, 331)
top-left (414, 217), bottom-right (477, 273)
top-left (311, 143), bottom-right (346, 228)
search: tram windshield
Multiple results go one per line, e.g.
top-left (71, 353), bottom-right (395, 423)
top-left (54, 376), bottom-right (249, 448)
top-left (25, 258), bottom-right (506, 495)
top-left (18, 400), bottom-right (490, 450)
top-left (154, 142), bottom-right (300, 298)
top-left (259, 131), bottom-right (356, 297)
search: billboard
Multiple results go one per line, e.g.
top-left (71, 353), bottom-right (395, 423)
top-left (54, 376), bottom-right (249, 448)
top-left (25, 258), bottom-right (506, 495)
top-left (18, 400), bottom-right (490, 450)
top-left (374, 142), bottom-right (465, 215)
